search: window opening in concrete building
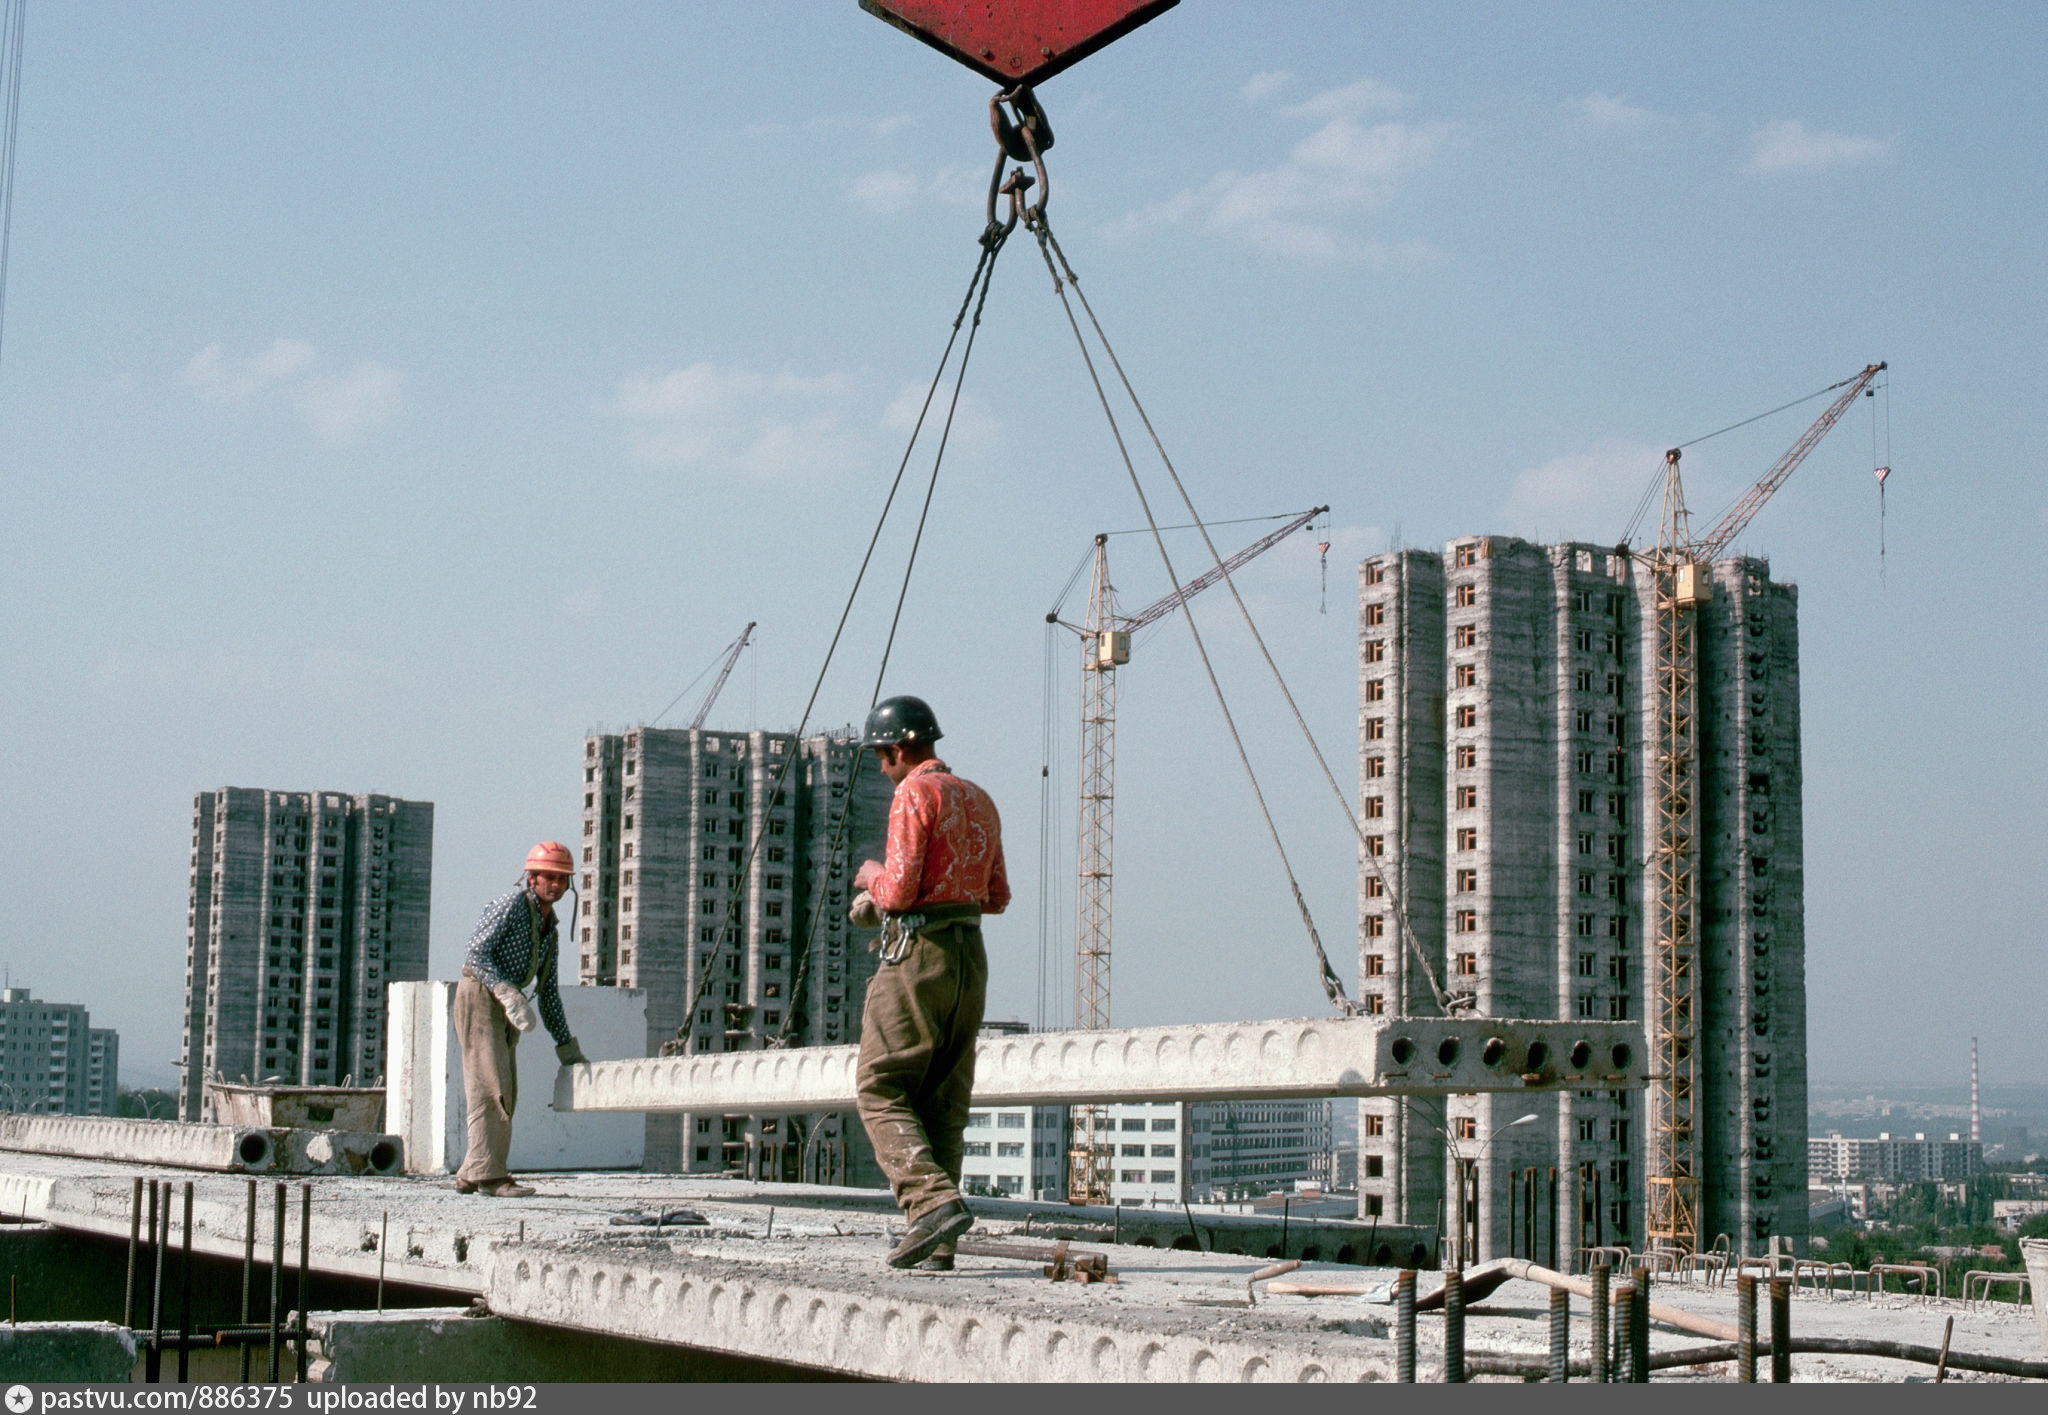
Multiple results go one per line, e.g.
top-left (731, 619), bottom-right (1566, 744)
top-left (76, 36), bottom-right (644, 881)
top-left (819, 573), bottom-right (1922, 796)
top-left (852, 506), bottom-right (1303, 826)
top-left (1456, 952), bottom-right (1477, 975)
top-left (1455, 868), bottom-right (1477, 892)
top-left (1366, 755), bottom-right (1386, 778)
top-left (1456, 624), bottom-right (1477, 648)
top-left (1365, 955), bottom-right (1385, 976)
top-left (1365, 639), bottom-right (1385, 662)
top-left (1457, 828), bottom-right (1478, 850)
top-left (1456, 745), bottom-right (1477, 769)
top-left (1456, 705), bottom-right (1477, 728)
top-left (1455, 584), bottom-right (1477, 607)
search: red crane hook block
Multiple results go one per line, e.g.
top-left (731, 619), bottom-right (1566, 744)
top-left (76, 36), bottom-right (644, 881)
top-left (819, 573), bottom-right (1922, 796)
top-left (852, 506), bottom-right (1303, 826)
top-left (860, 0), bottom-right (1179, 89)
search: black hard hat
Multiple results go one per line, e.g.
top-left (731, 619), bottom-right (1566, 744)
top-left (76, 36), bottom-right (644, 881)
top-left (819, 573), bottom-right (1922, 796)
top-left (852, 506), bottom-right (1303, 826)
top-left (862, 695), bottom-right (943, 748)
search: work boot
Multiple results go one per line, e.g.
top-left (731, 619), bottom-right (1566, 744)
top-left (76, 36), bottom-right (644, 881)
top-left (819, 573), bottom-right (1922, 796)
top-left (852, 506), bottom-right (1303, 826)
top-left (887, 1199), bottom-right (972, 1269)
top-left (453, 1177), bottom-right (479, 1195)
top-left (478, 1178), bottom-right (535, 1199)
top-left (914, 1247), bottom-right (955, 1273)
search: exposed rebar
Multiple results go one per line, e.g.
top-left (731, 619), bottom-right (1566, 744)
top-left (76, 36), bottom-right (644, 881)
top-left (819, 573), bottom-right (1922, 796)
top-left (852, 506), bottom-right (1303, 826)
top-left (267, 1182), bottom-right (283, 1383)
top-left (1769, 1277), bottom-right (1791, 1383)
top-left (122, 1177), bottom-right (142, 1330)
top-left (1589, 1260), bottom-right (1610, 1383)
top-left (1394, 1269), bottom-right (1416, 1382)
top-left (1548, 1285), bottom-right (1570, 1383)
top-left (1443, 1267), bottom-right (1465, 1383)
top-left (241, 1180), bottom-right (255, 1383)
top-left (1737, 1273), bottom-right (1757, 1382)
top-left (148, 1182), bottom-right (166, 1383)
top-left (177, 1182), bottom-right (193, 1383)
top-left (295, 1184), bottom-right (310, 1381)
top-left (1629, 1266), bottom-right (1651, 1382)
top-left (1611, 1280), bottom-right (1635, 1381)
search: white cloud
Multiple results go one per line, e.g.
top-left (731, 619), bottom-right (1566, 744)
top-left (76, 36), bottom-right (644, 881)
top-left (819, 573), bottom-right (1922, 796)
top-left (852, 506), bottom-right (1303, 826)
top-left (846, 164), bottom-right (983, 215)
top-left (745, 111), bottom-right (912, 140)
top-left (1566, 92), bottom-right (1669, 134)
top-left (295, 361), bottom-right (402, 444)
top-left (882, 381), bottom-right (999, 453)
top-left (605, 361), bottom-right (862, 479)
top-left (1106, 92), bottom-right (1458, 261)
top-left (1241, 70), bottom-right (1292, 102)
top-left (1500, 439), bottom-right (1666, 541)
top-left (181, 338), bottom-right (316, 399)
top-left (1282, 78), bottom-right (1405, 121)
top-left (178, 338), bottom-right (400, 443)
top-left (1746, 119), bottom-right (1889, 175)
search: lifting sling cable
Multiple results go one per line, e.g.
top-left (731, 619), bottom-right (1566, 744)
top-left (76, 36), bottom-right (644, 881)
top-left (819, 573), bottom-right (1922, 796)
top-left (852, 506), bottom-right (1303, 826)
top-left (766, 204), bottom-right (1014, 1050)
top-left (666, 216), bottom-right (1010, 1053)
top-left (1033, 219), bottom-right (1454, 1016)
top-left (1028, 223), bottom-right (1363, 1020)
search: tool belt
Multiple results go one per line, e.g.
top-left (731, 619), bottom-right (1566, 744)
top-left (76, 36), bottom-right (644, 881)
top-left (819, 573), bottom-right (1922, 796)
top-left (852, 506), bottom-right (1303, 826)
top-left (876, 901), bottom-right (983, 965)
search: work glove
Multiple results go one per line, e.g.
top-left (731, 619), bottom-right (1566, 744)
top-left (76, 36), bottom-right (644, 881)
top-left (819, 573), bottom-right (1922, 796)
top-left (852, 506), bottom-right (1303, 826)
top-left (848, 890), bottom-right (881, 929)
top-left (491, 982), bottom-right (538, 1033)
top-left (555, 1039), bottom-right (589, 1066)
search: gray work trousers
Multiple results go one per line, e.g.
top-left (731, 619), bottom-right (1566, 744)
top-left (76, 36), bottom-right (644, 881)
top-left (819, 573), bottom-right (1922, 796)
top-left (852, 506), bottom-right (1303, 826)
top-left (454, 971), bottom-right (519, 1186)
top-left (854, 922), bottom-right (988, 1222)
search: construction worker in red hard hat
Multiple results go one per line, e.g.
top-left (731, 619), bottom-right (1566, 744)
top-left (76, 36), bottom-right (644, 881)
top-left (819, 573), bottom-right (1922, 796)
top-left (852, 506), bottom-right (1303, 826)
top-left (452, 840), bottom-right (589, 1197)
top-left (849, 696), bottom-right (1009, 1270)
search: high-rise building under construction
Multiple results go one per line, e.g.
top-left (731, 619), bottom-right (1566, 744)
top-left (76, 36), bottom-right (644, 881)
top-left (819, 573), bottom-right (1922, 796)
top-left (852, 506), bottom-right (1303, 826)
top-left (181, 788), bottom-right (433, 1120)
top-left (577, 725), bottom-right (892, 1175)
top-left (1354, 537), bottom-right (1807, 1258)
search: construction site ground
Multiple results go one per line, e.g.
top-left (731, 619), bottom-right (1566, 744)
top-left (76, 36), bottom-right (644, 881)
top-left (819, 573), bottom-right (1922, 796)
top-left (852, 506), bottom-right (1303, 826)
top-left (2, 1152), bottom-right (2040, 1382)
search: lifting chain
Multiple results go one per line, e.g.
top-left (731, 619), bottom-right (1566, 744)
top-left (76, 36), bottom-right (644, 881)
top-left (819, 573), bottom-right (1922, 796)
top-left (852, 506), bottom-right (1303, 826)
top-left (985, 84), bottom-right (1052, 241)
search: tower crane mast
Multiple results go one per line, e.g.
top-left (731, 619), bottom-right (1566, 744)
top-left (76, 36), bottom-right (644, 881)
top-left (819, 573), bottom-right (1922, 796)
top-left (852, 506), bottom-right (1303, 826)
top-left (1642, 362), bottom-right (1883, 1254)
top-left (1054, 504), bottom-right (1327, 1202)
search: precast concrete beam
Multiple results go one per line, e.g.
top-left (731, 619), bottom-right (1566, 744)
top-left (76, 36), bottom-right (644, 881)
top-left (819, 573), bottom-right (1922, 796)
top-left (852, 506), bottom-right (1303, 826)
top-left (0, 1114), bottom-right (403, 1175)
top-left (483, 1239), bottom-right (1393, 1382)
top-left (555, 1015), bottom-right (1644, 1115)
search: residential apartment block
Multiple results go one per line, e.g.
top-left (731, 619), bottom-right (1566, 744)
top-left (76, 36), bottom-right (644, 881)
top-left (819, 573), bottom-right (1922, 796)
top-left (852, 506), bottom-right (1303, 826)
top-left (577, 726), bottom-right (892, 1175)
top-left (181, 789), bottom-right (433, 1120)
top-left (0, 989), bottom-right (118, 1115)
top-left (1355, 538), bottom-right (1807, 1257)
top-left (1809, 1132), bottom-right (1981, 1183)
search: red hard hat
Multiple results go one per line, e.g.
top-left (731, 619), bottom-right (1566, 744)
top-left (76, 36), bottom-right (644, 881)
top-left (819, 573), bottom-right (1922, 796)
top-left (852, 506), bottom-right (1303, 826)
top-left (524, 841), bottom-right (574, 876)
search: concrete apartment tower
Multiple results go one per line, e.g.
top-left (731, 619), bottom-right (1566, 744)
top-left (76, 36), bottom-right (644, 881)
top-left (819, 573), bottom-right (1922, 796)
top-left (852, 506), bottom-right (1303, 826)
top-left (1355, 538), bottom-right (1807, 1258)
top-left (577, 726), bottom-right (893, 1175)
top-left (0, 989), bottom-right (118, 1114)
top-left (181, 789), bottom-right (433, 1120)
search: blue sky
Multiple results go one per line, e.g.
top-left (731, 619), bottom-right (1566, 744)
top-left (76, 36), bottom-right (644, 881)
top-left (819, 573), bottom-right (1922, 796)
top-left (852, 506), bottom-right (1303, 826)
top-left (2, 3), bottom-right (2040, 1089)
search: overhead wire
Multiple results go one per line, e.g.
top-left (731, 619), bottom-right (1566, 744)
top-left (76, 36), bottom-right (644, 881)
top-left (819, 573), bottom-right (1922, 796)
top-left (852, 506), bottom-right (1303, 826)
top-left (0, 0), bottom-right (27, 373)
top-left (1034, 219), bottom-right (1453, 1016)
top-left (1029, 219), bottom-right (1374, 1019)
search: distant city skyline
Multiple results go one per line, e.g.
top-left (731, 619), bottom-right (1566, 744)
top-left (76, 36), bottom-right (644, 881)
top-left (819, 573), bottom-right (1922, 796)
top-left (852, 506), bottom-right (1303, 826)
top-left (3, 5), bottom-right (2041, 1086)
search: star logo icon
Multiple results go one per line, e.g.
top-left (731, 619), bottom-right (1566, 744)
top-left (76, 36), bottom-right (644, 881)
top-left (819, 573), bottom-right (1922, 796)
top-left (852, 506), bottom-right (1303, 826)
top-left (6, 1384), bottom-right (32, 1413)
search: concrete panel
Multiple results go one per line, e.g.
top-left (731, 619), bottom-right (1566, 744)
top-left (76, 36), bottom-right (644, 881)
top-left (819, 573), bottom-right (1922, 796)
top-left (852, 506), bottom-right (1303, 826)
top-left (482, 1239), bottom-right (1393, 1382)
top-left (386, 981), bottom-right (646, 1174)
top-left (0, 1114), bottom-right (400, 1176)
top-left (555, 1016), bottom-right (1644, 1115)
top-left (0, 1322), bottom-right (137, 1382)
top-left (310, 1308), bottom-right (841, 1382)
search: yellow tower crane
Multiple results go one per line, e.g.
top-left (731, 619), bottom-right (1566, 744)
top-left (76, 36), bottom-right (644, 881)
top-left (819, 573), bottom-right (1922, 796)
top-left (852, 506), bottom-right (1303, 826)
top-left (1050, 505), bottom-right (1327, 1202)
top-left (1639, 362), bottom-right (1884, 1254)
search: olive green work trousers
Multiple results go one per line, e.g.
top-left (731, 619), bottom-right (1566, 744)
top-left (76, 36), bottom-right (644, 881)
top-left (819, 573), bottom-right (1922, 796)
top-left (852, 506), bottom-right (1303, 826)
top-left (454, 971), bottom-right (520, 1186)
top-left (854, 922), bottom-right (988, 1222)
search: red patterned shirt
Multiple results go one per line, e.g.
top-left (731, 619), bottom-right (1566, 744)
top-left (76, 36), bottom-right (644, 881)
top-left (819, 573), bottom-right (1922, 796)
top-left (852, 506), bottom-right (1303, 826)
top-left (869, 758), bottom-right (1010, 915)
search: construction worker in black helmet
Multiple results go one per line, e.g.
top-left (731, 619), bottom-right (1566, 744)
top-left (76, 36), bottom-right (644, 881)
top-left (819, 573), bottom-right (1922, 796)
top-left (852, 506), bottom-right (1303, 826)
top-left (849, 695), bottom-right (1009, 1270)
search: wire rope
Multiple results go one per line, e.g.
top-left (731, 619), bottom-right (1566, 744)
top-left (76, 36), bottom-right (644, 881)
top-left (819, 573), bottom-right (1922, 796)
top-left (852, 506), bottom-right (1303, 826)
top-left (767, 223), bottom-right (1011, 1051)
top-left (1029, 221), bottom-right (1369, 1019)
top-left (1035, 220), bottom-right (1452, 1015)
top-left (664, 230), bottom-right (1008, 1056)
